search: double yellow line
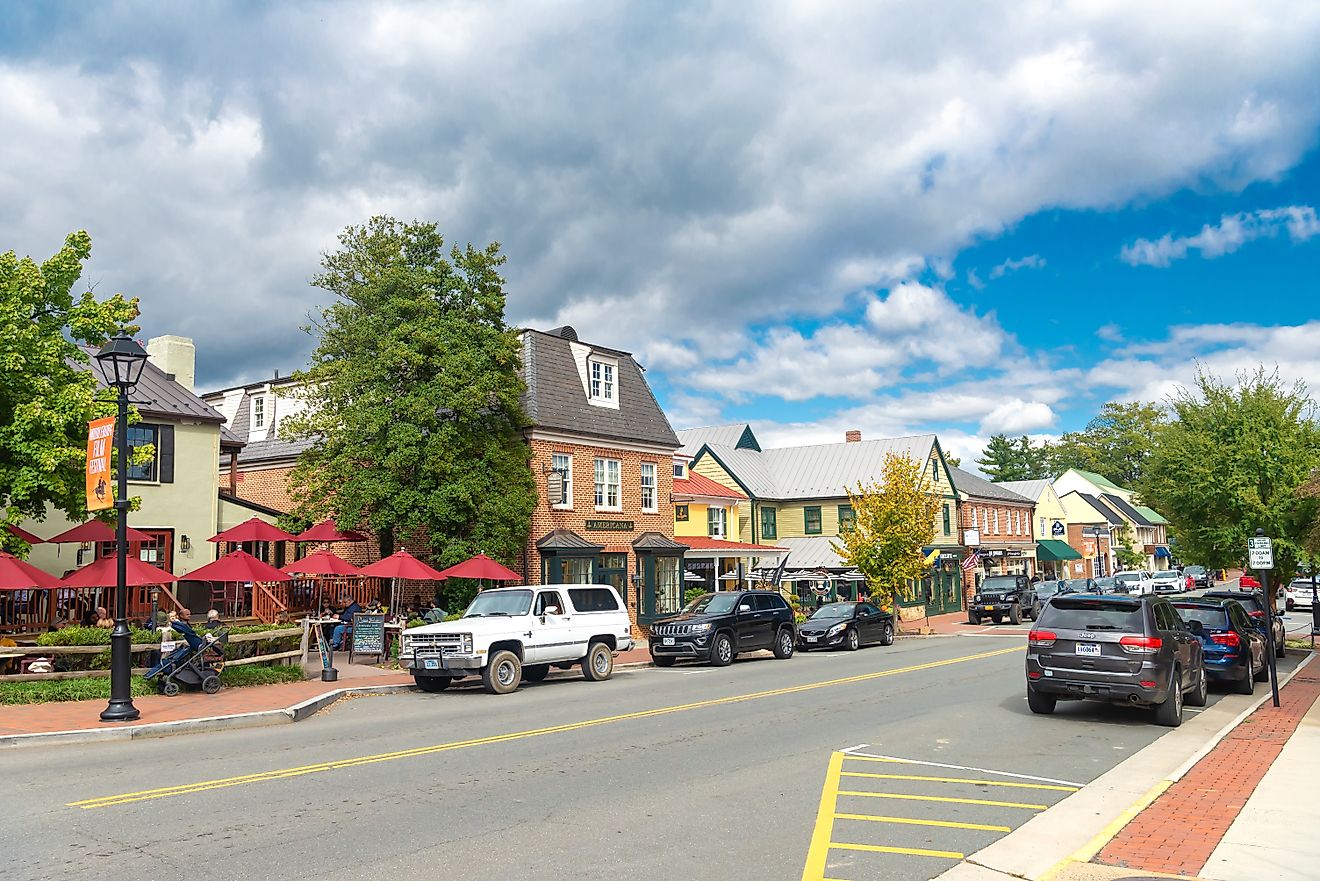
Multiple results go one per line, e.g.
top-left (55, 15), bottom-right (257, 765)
top-left (70, 644), bottom-right (1024, 810)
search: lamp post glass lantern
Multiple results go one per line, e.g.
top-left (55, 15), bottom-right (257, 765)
top-left (95, 333), bottom-right (148, 723)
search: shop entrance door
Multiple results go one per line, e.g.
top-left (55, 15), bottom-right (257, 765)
top-left (596, 553), bottom-right (628, 607)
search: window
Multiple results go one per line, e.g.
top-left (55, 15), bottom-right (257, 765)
top-left (804, 506), bottom-right (822, 535)
top-left (655, 556), bottom-right (683, 614)
top-left (126, 424), bottom-right (159, 481)
top-left (568, 587), bottom-right (620, 613)
top-left (589, 359), bottom-right (615, 403)
top-left (673, 461), bottom-right (685, 479)
top-left (708, 506), bottom-right (727, 539)
top-left (971, 507), bottom-right (979, 528)
top-left (993, 509), bottom-right (1000, 535)
top-left (760, 506), bottom-right (777, 540)
top-left (1040, 517), bottom-right (1047, 538)
top-left (932, 459), bottom-right (941, 482)
top-left (594, 458), bottom-right (621, 509)
top-left (1011, 510), bottom-right (1018, 534)
top-left (675, 504), bottom-right (689, 522)
top-left (534, 590), bottom-right (566, 615)
top-left (640, 462), bottom-right (657, 512)
top-left (551, 453), bottom-right (572, 508)
top-left (838, 504), bottom-right (855, 532)
top-left (252, 395), bottom-right (266, 430)
top-left (942, 504), bottom-right (951, 535)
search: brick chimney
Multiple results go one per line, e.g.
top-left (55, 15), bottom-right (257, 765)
top-left (845, 430), bottom-right (862, 443)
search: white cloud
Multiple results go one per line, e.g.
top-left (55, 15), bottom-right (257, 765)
top-left (979, 400), bottom-right (1057, 434)
top-left (1120, 205), bottom-right (1320, 267)
top-left (1096, 323), bottom-right (1124, 343)
top-left (989, 254), bottom-right (1046, 278)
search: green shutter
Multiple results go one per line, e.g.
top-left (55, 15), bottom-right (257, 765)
top-left (761, 507), bottom-right (777, 540)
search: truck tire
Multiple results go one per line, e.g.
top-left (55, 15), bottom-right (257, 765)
top-left (414, 675), bottom-right (451, 692)
top-left (710, 632), bottom-right (734, 667)
top-left (523, 664), bottom-right (550, 682)
top-left (582, 642), bottom-right (614, 681)
top-left (1027, 688), bottom-right (1055, 714)
top-left (652, 655), bottom-right (676, 667)
top-left (1154, 669), bottom-right (1184, 727)
top-left (968, 612), bottom-right (981, 625)
top-left (482, 650), bottom-right (522, 695)
top-left (1008, 605), bottom-right (1021, 625)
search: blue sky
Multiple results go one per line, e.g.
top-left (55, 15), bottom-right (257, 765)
top-left (3, 2), bottom-right (1319, 463)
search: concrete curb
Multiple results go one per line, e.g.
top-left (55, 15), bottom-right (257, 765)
top-left (932, 650), bottom-right (1317, 881)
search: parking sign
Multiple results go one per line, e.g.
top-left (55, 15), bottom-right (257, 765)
top-left (1248, 535), bottom-right (1274, 570)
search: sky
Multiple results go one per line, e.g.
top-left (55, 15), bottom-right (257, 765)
top-left (3, 1), bottom-right (1319, 464)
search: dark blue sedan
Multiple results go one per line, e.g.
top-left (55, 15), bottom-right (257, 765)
top-left (1172, 600), bottom-right (1266, 695)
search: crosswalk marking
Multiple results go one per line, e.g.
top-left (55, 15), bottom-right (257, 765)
top-left (836, 790), bottom-right (1048, 810)
top-left (833, 812), bottom-right (1011, 833)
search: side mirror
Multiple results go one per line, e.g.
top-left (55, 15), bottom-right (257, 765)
top-left (738, 604), bottom-right (752, 612)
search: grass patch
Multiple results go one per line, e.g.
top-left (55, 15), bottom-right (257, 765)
top-left (0, 664), bottom-right (307, 705)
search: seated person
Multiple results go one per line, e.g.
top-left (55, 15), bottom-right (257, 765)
top-left (204, 609), bottom-right (223, 630)
top-left (95, 607), bottom-right (113, 628)
top-left (331, 597), bottom-right (363, 650)
top-left (169, 609), bottom-right (216, 654)
top-left (422, 602), bottom-right (447, 624)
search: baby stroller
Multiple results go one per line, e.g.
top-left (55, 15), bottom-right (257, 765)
top-left (145, 626), bottom-right (229, 696)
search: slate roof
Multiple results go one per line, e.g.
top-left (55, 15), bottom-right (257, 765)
top-left (200, 377), bottom-right (312, 465)
top-left (997, 479), bottom-right (1051, 502)
top-left (1101, 493), bottom-right (1153, 527)
top-left (677, 424), bottom-right (761, 456)
top-left (76, 348), bottom-right (228, 425)
top-left (521, 328), bottom-right (680, 449)
top-left (699, 435), bottom-right (939, 501)
top-left (950, 467), bottom-right (1033, 504)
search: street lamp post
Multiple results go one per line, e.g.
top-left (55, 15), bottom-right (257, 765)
top-left (95, 333), bottom-right (148, 723)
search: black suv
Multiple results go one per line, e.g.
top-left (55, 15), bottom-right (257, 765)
top-left (650, 590), bottom-right (796, 667)
top-left (1026, 594), bottom-right (1206, 727)
top-left (969, 575), bottom-right (1037, 625)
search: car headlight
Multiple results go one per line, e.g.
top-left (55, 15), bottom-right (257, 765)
top-left (461, 633), bottom-right (473, 653)
top-left (691, 622), bottom-right (712, 633)
top-left (827, 623), bottom-right (846, 636)
top-left (973, 595), bottom-right (982, 603)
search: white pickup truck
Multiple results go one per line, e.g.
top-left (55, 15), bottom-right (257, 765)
top-left (399, 584), bottom-right (634, 694)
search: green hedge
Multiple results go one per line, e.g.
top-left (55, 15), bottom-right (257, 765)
top-left (0, 665), bottom-right (306, 705)
top-left (29, 624), bottom-right (302, 673)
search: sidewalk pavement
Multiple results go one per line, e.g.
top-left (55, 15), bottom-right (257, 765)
top-left (903, 608), bottom-right (1030, 637)
top-left (0, 642), bottom-right (655, 747)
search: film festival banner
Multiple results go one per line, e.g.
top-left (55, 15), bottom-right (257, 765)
top-left (86, 416), bottom-right (115, 512)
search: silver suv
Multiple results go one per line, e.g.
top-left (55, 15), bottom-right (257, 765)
top-left (1026, 594), bottom-right (1206, 727)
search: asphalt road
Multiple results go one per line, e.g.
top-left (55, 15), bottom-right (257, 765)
top-left (2, 632), bottom-right (1291, 881)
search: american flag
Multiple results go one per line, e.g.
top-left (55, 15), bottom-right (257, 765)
top-left (961, 550), bottom-right (982, 572)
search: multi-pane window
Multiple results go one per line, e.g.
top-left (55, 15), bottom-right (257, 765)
top-left (708, 506), bottom-right (727, 539)
top-left (673, 461), bottom-right (685, 479)
top-left (838, 504), bottom-right (856, 532)
top-left (804, 506), bottom-right (822, 535)
top-left (993, 509), bottom-right (1001, 535)
top-left (971, 507), bottom-right (979, 529)
top-left (252, 395), bottom-right (266, 429)
top-left (589, 360), bottom-right (615, 402)
top-left (126, 424), bottom-right (159, 481)
top-left (760, 506), bottom-right (777, 540)
top-left (551, 453), bottom-right (572, 508)
top-left (594, 458), bottom-right (620, 509)
top-left (943, 504), bottom-right (952, 535)
top-left (640, 462), bottom-right (657, 512)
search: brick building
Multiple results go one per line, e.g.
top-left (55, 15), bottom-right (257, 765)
top-left (950, 467), bottom-right (1036, 586)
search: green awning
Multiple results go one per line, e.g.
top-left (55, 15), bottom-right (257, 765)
top-left (1036, 539), bottom-right (1082, 562)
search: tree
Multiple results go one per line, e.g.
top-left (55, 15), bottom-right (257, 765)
top-left (1113, 524), bottom-right (1147, 571)
top-left (1139, 369), bottom-right (1320, 586)
top-left (944, 453), bottom-right (961, 468)
top-left (1048, 402), bottom-right (1166, 486)
top-left (976, 434), bottom-right (1050, 481)
top-left (832, 454), bottom-right (943, 608)
top-left (1, 231), bottom-right (139, 553)
top-left (282, 216), bottom-right (537, 581)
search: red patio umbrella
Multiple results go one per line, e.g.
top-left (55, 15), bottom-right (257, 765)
top-left (294, 520), bottom-right (368, 543)
top-left (0, 551), bottom-right (63, 590)
top-left (185, 549), bottom-right (292, 583)
top-left (435, 553), bottom-right (521, 582)
top-left (62, 553), bottom-right (180, 587)
top-left (360, 551), bottom-right (446, 613)
top-left (210, 517), bottom-right (297, 544)
top-left (282, 550), bottom-right (362, 577)
top-left (46, 520), bottom-right (153, 544)
top-left (5, 525), bottom-right (44, 545)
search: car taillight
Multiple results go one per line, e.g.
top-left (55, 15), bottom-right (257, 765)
top-left (1211, 632), bottom-right (1241, 649)
top-left (1120, 635), bottom-right (1162, 653)
top-left (1028, 670), bottom-right (1042, 680)
top-left (1248, 610), bottom-right (1265, 619)
top-left (1139, 680), bottom-right (1158, 688)
top-left (1028, 629), bottom-right (1057, 647)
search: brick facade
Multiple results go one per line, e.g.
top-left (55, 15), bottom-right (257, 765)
top-left (229, 463), bottom-right (297, 513)
top-left (1067, 523), bottom-right (1113, 579)
top-left (958, 497), bottom-right (1037, 580)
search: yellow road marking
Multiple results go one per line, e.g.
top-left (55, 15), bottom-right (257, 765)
top-left (833, 813), bottom-right (1010, 833)
top-left (71, 645), bottom-right (1025, 810)
top-left (833, 842), bottom-right (964, 859)
top-left (840, 771), bottom-right (1078, 792)
top-left (802, 751), bottom-right (846, 881)
top-left (836, 790), bottom-right (1047, 810)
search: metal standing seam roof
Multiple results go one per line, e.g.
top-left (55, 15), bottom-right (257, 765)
top-left (677, 424), bottom-right (760, 457)
top-left (1100, 493), bottom-right (1153, 527)
top-left (672, 472), bottom-right (746, 500)
top-left (699, 444), bottom-right (778, 498)
top-left (996, 479), bottom-right (1051, 502)
top-left (772, 536), bottom-right (846, 569)
top-left (950, 467), bottom-right (1033, 504)
top-left (75, 349), bottom-right (227, 425)
top-left (1134, 504), bottom-right (1169, 525)
top-left (1072, 492), bottom-right (1125, 525)
top-left (1070, 468), bottom-right (1126, 493)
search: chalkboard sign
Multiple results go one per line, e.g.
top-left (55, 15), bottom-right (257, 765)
top-left (351, 612), bottom-right (386, 661)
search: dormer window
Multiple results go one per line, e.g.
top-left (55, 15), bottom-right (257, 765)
top-left (673, 461), bottom-right (686, 479)
top-left (252, 395), bottom-right (266, 430)
top-left (589, 358), bottom-right (615, 406)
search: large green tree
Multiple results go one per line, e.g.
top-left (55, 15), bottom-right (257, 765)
top-left (1140, 369), bottom-right (1320, 585)
top-left (976, 434), bottom-right (1050, 481)
top-left (1048, 401), bottom-right (1166, 486)
top-left (283, 217), bottom-right (536, 579)
top-left (1, 231), bottom-right (139, 553)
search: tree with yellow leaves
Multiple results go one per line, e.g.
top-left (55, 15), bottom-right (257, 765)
top-left (832, 453), bottom-right (942, 608)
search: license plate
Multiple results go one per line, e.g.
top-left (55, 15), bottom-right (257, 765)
top-left (806, 636), bottom-right (817, 642)
top-left (984, 605), bottom-right (995, 611)
top-left (423, 659), bottom-right (440, 669)
top-left (662, 637), bottom-right (675, 646)
top-left (1076, 643), bottom-right (1101, 656)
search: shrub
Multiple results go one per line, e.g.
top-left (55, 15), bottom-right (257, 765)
top-left (0, 664), bottom-right (306, 705)
top-left (683, 587), bottom-right (706, 605)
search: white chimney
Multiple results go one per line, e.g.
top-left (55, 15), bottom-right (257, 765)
top-left (146, 335), bottom-right (196, 390)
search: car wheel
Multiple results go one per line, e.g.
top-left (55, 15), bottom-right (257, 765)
top-left (523, 664), bottom-right (550, 682)
top-left (1027, 687), bottom-right (1056, 715)
top-left (1009, 605), bottom-right (1021, 625)
top-left (991, 614), bottom-right (1003, 625)
top-left (651, 654), bottom-right (676, 667)
top-left (482, 650), bottom-right (522, 695)
top-left (1186, 667), bottom-right (1207, 707)
top-left (844, 628), bottom-right (860, 652)
top-left (773, 628), bottom-right (796, 659)
top-left (582, 642), bottom-right (614, 681)
top-left (1253, 658), bottom-right (1269, 683)
top-left (880, 621), bottom-right (895, 646)
top-left (1275, 637), bottom-right (1286, 659)
top-left (968, 612), bottom-right (981, 625)
top-left (1154, 669), bottom-right (1184, 727)
top-left (414, 674), bottom-right (451, 692)
top-left (710, 632), bottom-right (734, 667)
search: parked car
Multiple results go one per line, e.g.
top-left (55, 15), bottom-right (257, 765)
top-left (650, 590), bottom-right (796, 667)
top-left (1151, 570), bottom-right (1186, 595)
top-left (399, 584), bottom-right (633, 694)
top-left (1171, 599), bottom-right (1266, 694)
top-left (1112, 571), bottom-right (1154, 596)
top-left (1093, 576), bottom-right (1118, 594)
top-left (1183, 565), bottom-right (1214, 589)
top-left (1202, 590), bottom-right (1286, 657)
top-left (1239, 575), bottom-right (1261, 589)
top-left (1027, 594), bottom-right (1205, 726)
top-left (969, 575), bottom-right (1037, 625)
top-left (797, 601), bottom-right (895, 651)
top-left (1286, 577), bottom-right (1318, 611)
top-left (1030, 579), bottom-right (1098, 618)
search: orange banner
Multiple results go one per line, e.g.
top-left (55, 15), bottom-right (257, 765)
top-left (86, 416), bottom-right (115, 512)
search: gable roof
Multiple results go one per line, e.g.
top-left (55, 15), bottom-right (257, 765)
top-left (521, 328), bottom-right (679, 450)
top-left (673, 471), bottom-right (746, 501)
top-left (997, 479), bottom-right (1052, 502)
top-left (950, 467), bottom-right (1033, 504)
top-left (1100, 493), bottom-right (1152, 527)
top-left (1069, 468), bottom-right (1126, 493)
top-left (677, 424), bottom-right (761, 456)
top-left (1134, 504), bottom-right (1168, 526)
top-left (77, 348), bottom-right (228, 426)
top-left (1068, 492), bottom-right (1124, 525)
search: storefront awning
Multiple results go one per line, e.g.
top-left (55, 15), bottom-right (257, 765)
top-left (1154, 545), bottom-right (1172, 558)
top-left (1036, 539), bottom-right (1082, 562)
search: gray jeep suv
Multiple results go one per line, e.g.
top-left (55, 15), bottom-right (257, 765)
top-left (1025, 594), bottom-right (1206, 727)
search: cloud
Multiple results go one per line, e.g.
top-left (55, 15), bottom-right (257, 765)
top-left (989, 254), bottom-right (1046, 278)
top-left (978, 399), bottom-right (1057, 434)
top-left (1120, 205), bottom-right (1320, 267)
top-left (1096, 323), bottom-right (1124, 343)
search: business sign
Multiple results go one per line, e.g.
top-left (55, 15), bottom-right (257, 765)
top-left (1082, 539), bottom-right (1096, 557)
top-left (1248, 535), bottom-right (1274, 570)
top-left (585, 520), bottom-right (634, 532)
top-left (1051, 521), bottom-right (1065, 537)
top-left (962, 529), bottom-right (981, 547)
top-left (546, 469), bottom-right (566, 506)
top-left (350, 612), bottom-right (386, 661)
top-left (85, 417), bottom-right (115, 512)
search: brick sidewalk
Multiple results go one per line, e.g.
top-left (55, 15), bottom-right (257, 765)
top-left (1095, 669), bottom-right (1320, 877)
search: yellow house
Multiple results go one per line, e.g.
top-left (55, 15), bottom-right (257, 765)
top-left (671, 455), bottom-right (786, 591)
top-left (997, 479), bottom-right (1079, 578)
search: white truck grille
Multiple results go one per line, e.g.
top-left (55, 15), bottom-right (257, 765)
top-left (407, 633), bottom-right (465, 654)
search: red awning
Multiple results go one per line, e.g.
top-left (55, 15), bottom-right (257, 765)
top-left (5, 525), bottom-right (44, 545)
top-left (359, 551), bottom-right (446, 581)
top-left (434, 553), bottom-right (521, 582)
top-left (210, 517), bottom-right (297, 544)
top-left (46, 521), bottom-right (154, 544)
top-left (62, 554), bottom-right (181, 588)
top-left (0, 551), bottom-right (64, 590)
top-left (184, 550), bottom-right (292, 583)
top-left (282, 549), bottom-right (362, 577)
top-left (294, 519), bottom-right (368, 543)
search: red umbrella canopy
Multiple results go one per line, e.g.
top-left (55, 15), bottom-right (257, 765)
top-left (435, 553), bottom-right (522, 582)
top-left (185, 550), bottom-right (292, 583)
top-left (62, 554), bottom-right (181, 588)
top-left (282, 549), bottom-right (362, 577)
top-left (294, 519), bottom-right (368, 543)
top-left (210, 517), bottom-right (297, 544)
top-left (46, 520), bottom-right (154, 544)
top-left (359, 551), bottom-right (446, 581)
top-left (5, 525), bottom-right (44, 544)
top-left (0, 551), bottom-right (64, 590)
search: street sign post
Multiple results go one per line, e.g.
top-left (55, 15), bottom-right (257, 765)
top-left (1250, 530), bottom-right (1280, 708)
top-left (1248, 535), bottom-right (1274, 570)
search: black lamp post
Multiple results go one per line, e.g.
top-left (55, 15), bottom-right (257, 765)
top-left (95, 332), bottom-right (148, 722)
